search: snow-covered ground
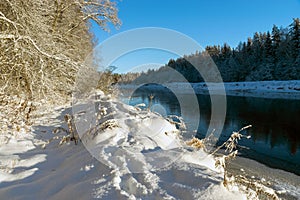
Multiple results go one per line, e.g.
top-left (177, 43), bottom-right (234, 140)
top-left (170, 80), bottom-right (300, 99)
top-left (120, 80), bottom-right (300, 99)
top-left (0, 91), bottom-right (249, 199)
top-left (228, 156), bottom-right (300, 200)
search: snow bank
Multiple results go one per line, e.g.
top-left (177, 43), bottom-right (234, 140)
top-left (0, 91), bottom-right (248, 199)
top-left (120, 80), bottom-right (300, 99)
top-left (192, 81), bottom-right (300, 99)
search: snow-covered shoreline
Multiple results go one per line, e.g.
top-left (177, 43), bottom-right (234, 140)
top-left (228, 155), bottom-right (300, 200)
top-left (119, 80), bottom-right (300, 100)
top-left (0, 92), bottom-right (248, 199)
top-left (194, 80), bottom-right (300, 100)
top-left (3, 88), bottom-right (299, 199)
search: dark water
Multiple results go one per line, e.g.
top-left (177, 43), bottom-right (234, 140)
top-left (120, 84), bottom-right (300, 175)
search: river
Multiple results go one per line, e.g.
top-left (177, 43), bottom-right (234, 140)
top-left (118, 84), bottom-right (300, 176)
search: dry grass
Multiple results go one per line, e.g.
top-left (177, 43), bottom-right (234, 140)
top-left (186, 137), bottom-right (206, 150)
top-left (215, 150), bottom-right (238, 187)
top-left (0, 95), bottom-right (33, 135)
top-left (51, 114), bottom-right (78, 145)
top-left (235, 175), bottom-right (280, 200)
top-left (211, 125), bottom-right (280, 199)
top-left (211, 125), bottom-right (252, 155)
top-left (213, 125), bottom-right (252, 187)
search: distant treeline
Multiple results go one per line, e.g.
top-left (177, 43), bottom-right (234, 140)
top-left (124, 18), bottom-right (300, 83)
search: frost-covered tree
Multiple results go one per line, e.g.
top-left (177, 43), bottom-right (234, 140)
top-left (0, 0), bottom-right (120, 102)
top-left (272, 25), bottom-right (281, 51)
top-left (130, 19), bottom-right (300, 83)
top-left (289, 18), bottom-right (300, 61)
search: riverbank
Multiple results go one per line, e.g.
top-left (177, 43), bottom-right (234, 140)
top-left (0, 91), bottom-right (250, 199)
top-left (119, 80), bottom-right (300, 100)
top-left (193, 80), bottom-right (300, 100)
top-left (227, 155), bottom-right (300, 200)
top-left (116, 81), bottom-right (300, 199)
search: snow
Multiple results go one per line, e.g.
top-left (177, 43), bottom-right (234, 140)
top-left (0, 91), bottom-right (252, 199)
top-left (0, 168), bottom-right (39, 183)
top-left (194, 184), bottom-right (247, 200)
top-left (168, 80), bottom-right (300, 99)
top-left (80, 164), bottom-right (94, 172)
top-left (0, 125), bottom-right (47, 183)
top-left (120, 80), bottom-right (300, 99)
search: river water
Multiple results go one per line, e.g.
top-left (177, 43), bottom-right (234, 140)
top-left (119, 84), bottom-right (300, 176)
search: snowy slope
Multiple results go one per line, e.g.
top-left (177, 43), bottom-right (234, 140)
top-left (0, 91), bottom-right (248, 199)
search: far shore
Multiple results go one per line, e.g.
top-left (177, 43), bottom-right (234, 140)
top-left (118, 80), bottom-right (300, 100)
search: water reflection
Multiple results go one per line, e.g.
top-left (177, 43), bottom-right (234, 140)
top-left (126, 85), bottom-right (181, 116)
top-left (121, 84), bottom-right (300, 175)
top-left (226, 96), bottom-right (300, 153)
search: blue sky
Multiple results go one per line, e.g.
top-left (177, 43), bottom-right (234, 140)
top-left (91, 0), bottom-right (300, 73)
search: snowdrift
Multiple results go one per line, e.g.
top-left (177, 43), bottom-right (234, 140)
top-left (0, 91), bottom-right (247, 199)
